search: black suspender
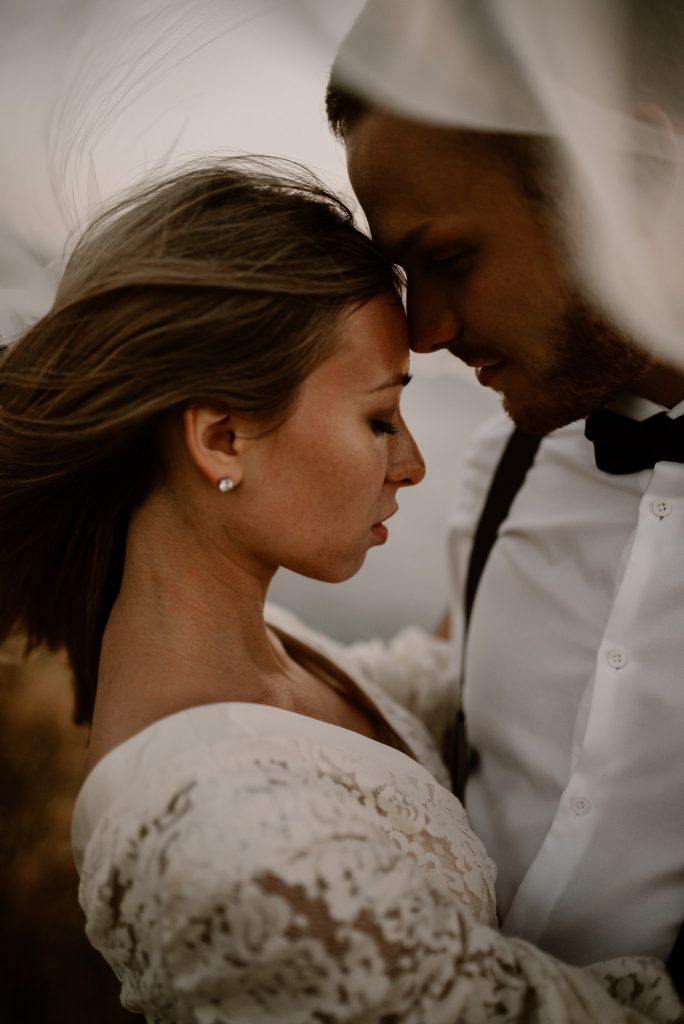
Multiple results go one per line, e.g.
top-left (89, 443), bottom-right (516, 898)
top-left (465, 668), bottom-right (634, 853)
top-left (463, 428), bottom-right (542, 632)
top-left (450, 424), bottom-right (683, 993)
top-left (450, 428), bottom-right (541, 800)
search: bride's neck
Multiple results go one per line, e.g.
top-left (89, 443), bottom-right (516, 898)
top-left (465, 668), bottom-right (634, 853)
top-left (112, 491), bottom-right (276, 665)
top-left (92, 490), bottom-right (286, 751)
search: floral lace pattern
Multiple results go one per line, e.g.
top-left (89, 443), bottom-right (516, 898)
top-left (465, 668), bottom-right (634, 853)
top-left (75, 614), bottom-right (683, 1023)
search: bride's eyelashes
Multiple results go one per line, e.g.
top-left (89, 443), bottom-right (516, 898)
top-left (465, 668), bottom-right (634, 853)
top-left (370, 418), bottom-right (399, 436)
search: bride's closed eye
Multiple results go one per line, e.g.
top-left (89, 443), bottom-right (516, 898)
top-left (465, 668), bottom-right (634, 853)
top-left (370, 418), bottom-right (399, 436)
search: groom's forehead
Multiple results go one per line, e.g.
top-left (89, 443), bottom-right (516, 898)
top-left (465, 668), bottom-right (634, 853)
top-left (346, 114), bottom-right (521, 246)
top-left (347, 112), bottom-right (515, 204)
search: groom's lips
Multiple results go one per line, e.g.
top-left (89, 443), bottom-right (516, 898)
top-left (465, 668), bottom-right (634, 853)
top-left (450, 344), bottom-right (506, 375)
top-left (456, 352), bottom-right (508, 388)
top-left (474, 361), bottom-right (507, 388)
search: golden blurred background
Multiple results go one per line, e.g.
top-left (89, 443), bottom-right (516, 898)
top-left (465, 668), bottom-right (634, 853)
top-left (0, 640), bottom-right (141, 1023)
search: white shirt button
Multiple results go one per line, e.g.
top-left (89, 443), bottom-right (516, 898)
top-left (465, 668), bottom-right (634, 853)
top-left (570, 795), bottom-right (591, 816)
top-left (606, 648), bottom-right (628, 669)
top-left (651, 499), bottom-right (672, 519)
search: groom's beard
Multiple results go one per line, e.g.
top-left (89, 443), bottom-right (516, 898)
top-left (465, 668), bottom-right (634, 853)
top-left (502, 297), bottom-right (652, 436)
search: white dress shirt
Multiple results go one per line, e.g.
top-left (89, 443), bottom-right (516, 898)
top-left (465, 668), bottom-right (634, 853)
top-left (448, 397), bottom-right (684, 965)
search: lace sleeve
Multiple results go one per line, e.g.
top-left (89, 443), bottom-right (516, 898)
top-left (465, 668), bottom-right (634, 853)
top-left (78, 731), bottom-right (681, 1024)
top-left (337, 626), bottom-right (457, 747)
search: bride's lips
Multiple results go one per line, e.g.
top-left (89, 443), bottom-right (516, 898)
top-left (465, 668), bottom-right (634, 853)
top-left (371, 522), bottom-right (389, 543)
top-left (371, 506), bottom-right (398, 544)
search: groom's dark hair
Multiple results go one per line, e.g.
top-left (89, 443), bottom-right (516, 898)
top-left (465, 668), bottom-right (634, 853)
top-left (326, 0), bottom-right (684, 206)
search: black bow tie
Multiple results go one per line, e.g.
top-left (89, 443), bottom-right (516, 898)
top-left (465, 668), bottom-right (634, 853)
top-left (585, 408), bottom-right (684, 474)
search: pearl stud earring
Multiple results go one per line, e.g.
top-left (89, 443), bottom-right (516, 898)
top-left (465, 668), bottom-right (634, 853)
top-left (217, 477), bottom-right (236, 493)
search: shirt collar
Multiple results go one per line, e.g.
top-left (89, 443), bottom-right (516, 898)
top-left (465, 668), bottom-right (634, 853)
top-left (605, 393), bottom-right (684, 421)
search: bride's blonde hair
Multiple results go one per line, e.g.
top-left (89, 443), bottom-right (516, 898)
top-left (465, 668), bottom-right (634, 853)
top-left (0, 158), bottom-right (400, 723)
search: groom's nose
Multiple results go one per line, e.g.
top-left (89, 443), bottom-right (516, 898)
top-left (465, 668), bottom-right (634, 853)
top-left (407, 275), bottom-right (463, 354)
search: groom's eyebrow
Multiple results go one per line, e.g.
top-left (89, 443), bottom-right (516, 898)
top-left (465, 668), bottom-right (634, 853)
top-left (366, 372), bottom-right (413, 393)
top-left (381, 221), bottom-right (430, 261)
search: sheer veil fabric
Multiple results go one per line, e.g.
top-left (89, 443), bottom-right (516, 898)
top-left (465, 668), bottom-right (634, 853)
top-left (5, 0), bottom-right (684, 367)
top-left (331, 0), bottom-right (684, 368)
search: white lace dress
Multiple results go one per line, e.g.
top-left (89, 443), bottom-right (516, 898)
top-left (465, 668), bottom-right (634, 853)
top-left (72, 607), bottom-right (682, 1023)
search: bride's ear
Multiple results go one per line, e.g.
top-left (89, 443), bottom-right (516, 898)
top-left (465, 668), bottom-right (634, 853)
top-left (182, 407), bottom-right (248, 490)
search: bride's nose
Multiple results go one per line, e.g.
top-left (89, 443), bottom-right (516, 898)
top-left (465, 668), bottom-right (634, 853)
top-left (388, 423), bottom-right (425, 487)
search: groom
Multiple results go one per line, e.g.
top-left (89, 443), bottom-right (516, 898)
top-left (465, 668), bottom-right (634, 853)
top-left (326, 0), bottom-right (684, 987)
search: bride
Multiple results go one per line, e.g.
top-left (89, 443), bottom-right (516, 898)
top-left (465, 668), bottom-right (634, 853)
top-left (0, 159), bottom-right (679, 1023)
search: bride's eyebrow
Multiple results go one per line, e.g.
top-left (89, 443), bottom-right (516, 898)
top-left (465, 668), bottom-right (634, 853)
top-left (366, 372), bottom-right (413, 394)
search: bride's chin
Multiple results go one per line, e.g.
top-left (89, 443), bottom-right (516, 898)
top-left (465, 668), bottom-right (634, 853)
top-left (289, 554), bottom-right (367, 586)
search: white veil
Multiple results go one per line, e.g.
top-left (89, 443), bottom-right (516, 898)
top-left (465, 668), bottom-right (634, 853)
top-left (5, 0), bottom-right (684, 367)
top-left (0, 0), bottom-right (358, 346)
top-left (331, 0), bottom-right (684, 367)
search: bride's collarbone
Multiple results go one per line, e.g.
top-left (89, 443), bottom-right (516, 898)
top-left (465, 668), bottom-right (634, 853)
top-left (93, 642), bottom-right (385, 756)
top-left (293, 674), bottom-right (384, 743)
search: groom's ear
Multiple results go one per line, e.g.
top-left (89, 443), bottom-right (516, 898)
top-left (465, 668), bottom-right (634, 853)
top-left (182, 406), bottom-right (251, 489)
